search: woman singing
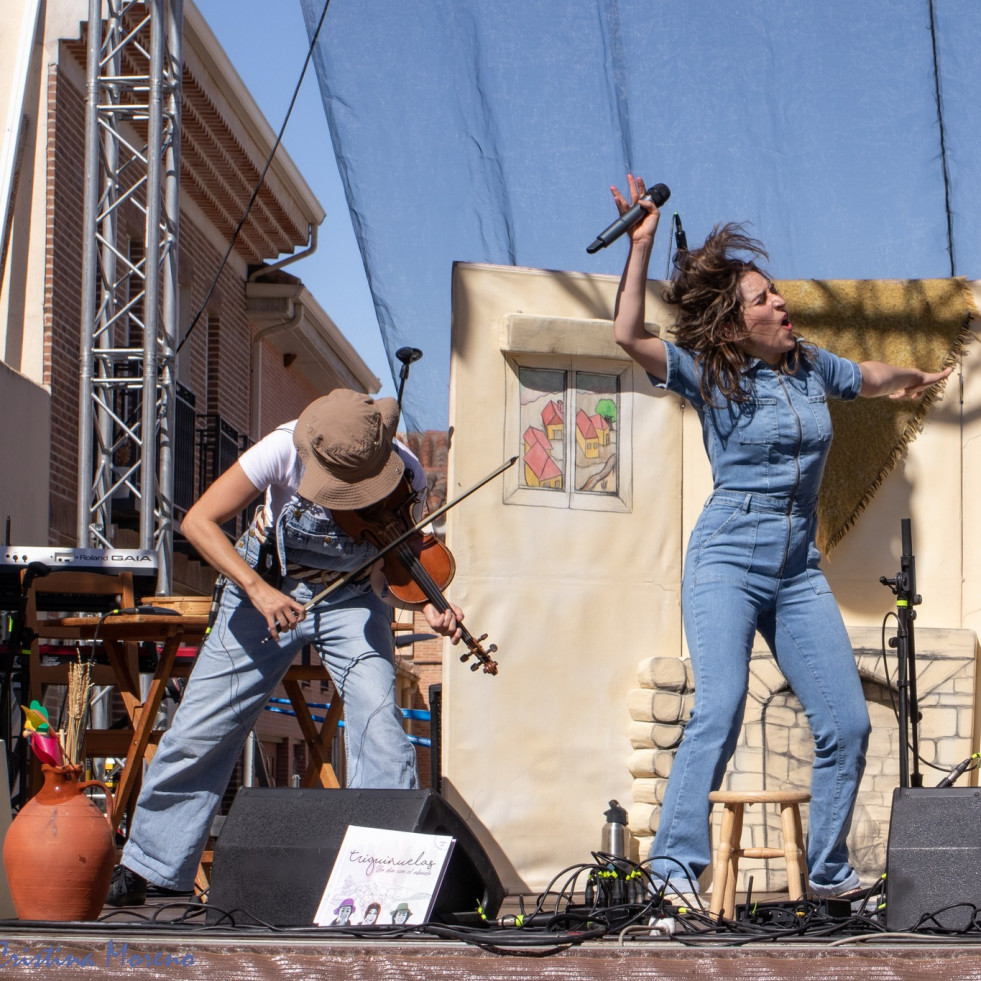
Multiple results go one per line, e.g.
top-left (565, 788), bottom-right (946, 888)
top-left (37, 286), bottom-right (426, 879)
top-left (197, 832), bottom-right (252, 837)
top-left (610, 174), bottom-right (951, 899)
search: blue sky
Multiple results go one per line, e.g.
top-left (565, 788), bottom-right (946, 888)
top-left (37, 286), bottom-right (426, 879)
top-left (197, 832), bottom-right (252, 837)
top-left (194, 0), bottom-right (396, 399)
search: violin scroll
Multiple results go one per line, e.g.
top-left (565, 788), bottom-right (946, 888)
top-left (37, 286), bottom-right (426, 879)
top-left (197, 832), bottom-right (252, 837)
top-left (460, 634), bottom-right (498, 675)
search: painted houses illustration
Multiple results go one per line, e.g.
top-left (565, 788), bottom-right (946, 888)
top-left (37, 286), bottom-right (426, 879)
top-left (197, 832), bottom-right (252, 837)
top-left (575, 409), bottom-right (600, 459)
top-left (541, 399), bottom-right (564, 441)
top-left (523, 438), bottom-right (563, 488)
top-left (523, 424), bottom-right (562, 489)
top-left (590, 413), bottom-right (610, 446)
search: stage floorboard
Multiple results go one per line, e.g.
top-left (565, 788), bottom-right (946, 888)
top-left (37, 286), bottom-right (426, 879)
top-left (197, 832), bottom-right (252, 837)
top-left (2, 893), bottom-right (981, 979)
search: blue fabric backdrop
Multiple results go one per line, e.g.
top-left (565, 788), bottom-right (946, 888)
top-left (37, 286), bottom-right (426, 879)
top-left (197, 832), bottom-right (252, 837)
top-left (300, 0), bottom-right (980, 429)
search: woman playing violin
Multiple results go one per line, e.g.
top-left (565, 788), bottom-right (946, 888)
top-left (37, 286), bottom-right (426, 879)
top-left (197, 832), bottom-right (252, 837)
top-left (107, 389), bottom-right (463, 907)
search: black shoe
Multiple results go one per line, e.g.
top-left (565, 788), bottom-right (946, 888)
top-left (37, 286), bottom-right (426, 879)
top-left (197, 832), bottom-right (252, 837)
top-left (146, 883), bottom-right (195, 899)
top-left (105, 865), bottom-right (147, 907)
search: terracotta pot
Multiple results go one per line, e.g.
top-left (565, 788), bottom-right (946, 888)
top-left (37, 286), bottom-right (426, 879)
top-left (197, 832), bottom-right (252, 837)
top-left (3, 764), bottom-right (115, 921)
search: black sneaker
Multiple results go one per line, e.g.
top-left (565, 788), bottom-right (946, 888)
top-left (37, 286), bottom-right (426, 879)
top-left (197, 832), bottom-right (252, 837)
top-left (105, 865), bottom-right (147, 907)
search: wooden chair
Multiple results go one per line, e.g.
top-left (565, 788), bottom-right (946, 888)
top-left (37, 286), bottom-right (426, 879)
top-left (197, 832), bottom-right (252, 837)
top-left (708, 789), bottom-right (810, 919)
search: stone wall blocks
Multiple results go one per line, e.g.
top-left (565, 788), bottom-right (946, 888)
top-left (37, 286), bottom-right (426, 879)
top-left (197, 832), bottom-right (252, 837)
top-left (627, 801), bottom-right (660, 836)
top-left (636, 656), bottom-right (690, 691)
top-left (628, 748), bottom-right (675, 779)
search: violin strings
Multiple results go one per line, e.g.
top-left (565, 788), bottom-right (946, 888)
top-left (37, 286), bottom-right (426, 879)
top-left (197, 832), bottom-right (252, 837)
top-left (394, 541), bottom-right (450, 614)
top-left (390, 525), bottom-right (496, 673)
top-left (393, 540), bottom-right (475, 647)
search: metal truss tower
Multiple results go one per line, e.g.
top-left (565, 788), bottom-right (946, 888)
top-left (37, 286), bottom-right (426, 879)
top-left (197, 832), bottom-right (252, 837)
top-left (77, 0), bottom-right (183, 592)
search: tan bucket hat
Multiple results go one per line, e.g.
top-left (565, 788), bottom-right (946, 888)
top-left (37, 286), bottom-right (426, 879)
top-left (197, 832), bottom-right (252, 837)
top-left (293, 390), bottom-right (404, 509)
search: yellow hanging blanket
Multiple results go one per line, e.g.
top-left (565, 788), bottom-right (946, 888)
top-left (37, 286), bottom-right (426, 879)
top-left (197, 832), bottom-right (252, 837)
top-left (775, 278), bottom-right (975, 552)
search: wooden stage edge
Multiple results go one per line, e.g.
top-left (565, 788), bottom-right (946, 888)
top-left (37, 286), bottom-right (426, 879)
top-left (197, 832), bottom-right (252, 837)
top-left (2, 901), bottom-right (981, 980)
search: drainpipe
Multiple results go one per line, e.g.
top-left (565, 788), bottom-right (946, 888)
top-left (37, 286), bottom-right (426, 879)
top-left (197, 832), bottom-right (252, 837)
top-left (250, 296), bottom-right (305, 439)
top-left (248, 224), bottom-right (317, 437)
top-left (247, 223), bottom-right (318, 282)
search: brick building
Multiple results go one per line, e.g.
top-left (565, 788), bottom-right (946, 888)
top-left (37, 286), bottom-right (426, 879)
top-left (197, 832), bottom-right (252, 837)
top-left (0, 2), bottom-right (446, 798)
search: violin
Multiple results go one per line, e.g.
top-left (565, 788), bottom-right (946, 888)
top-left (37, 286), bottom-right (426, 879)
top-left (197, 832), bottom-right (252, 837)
top-left (331, 474), bottom-right (499, 675)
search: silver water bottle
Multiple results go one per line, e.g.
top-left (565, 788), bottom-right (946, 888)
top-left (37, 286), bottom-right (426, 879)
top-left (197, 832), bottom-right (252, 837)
top-left (601, 799), bottom-right (628, 858)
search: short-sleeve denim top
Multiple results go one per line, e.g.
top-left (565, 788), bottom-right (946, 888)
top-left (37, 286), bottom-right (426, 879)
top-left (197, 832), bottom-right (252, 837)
top-left (651, 339), bottom-right (862, 509)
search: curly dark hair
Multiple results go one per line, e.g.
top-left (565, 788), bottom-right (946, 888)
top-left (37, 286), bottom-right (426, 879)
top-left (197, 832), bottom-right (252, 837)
top-left (663, 222), bottom-right (809, 403)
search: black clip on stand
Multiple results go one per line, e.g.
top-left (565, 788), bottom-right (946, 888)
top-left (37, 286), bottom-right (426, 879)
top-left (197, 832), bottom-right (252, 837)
top-left (879, 518), bottom-right (922, 789)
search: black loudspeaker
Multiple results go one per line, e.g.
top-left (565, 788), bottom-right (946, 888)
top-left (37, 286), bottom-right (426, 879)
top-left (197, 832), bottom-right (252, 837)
top-left (206, 788), bottom-right (504, 927)
top-left (885, 786), bottom-right (981, 931)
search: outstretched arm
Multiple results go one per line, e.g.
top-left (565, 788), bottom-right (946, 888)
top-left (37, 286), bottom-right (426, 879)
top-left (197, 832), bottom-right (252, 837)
top-left (611, 174), bottom-right (669, 382)
top-left (858, 362), bottom-right (954, 399)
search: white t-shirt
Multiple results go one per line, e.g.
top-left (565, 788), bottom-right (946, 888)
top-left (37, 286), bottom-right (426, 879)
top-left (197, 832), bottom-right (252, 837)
top-left (237, 421), bottom-right (427, 524)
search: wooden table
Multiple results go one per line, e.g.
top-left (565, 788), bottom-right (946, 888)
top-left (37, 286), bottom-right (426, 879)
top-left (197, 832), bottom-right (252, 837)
top-left (46, 612), bottom-right (343, 832)
top-left (48, 612), bottom-right (209, 830)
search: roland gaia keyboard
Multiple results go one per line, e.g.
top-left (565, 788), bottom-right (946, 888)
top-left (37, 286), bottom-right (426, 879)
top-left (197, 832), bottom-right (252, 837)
top-left (0, 546), bottom-right (158, 572)
top-left (0, 546), bottom-right (159, 609)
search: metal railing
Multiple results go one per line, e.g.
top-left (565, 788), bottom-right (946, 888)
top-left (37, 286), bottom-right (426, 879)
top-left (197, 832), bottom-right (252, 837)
top-left (264, 698), bottom-right (432, 748)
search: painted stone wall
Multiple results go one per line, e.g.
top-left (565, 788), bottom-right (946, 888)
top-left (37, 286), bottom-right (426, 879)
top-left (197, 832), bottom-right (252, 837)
top-left (628, 627), bottom-right (978, 892)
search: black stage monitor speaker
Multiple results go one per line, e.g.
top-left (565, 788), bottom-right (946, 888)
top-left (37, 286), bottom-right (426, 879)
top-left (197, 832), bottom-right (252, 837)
top-left (206, 788), bottom-right (505, 927)
top-left (886, 786), bottom-right (981, 931)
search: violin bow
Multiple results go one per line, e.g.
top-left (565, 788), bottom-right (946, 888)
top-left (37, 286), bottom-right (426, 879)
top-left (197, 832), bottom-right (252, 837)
top-left (300, 455), bottom-right (518, 612)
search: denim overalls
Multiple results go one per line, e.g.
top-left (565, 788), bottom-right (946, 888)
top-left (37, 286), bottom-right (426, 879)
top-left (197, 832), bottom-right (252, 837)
top-left (121, 497), bottom-right (418, 891)
top-left (646, 340), bottom-right (871, 894)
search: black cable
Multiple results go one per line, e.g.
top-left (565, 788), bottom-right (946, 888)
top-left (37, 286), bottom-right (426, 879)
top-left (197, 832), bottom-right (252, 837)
top-left (928, 0), bottom-right (955, 277)
top-left (77, 851), bottom-right (978, 946)
top-left (878, 609), bottom-right (966, 777)
top-left (175, 0), bottom-right (332, 356)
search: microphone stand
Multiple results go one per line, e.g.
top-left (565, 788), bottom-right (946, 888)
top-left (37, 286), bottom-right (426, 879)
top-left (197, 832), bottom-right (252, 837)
top-left (879, 518), bottom-right (922, 789)
top-left (395, 346), bottom-right (423, 413)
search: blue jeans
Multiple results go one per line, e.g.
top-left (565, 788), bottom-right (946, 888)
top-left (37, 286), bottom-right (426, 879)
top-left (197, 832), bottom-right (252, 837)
top-left (121, 574), bottom-right (418, 890)
top-left (649, 493), bottom-right (870, 892)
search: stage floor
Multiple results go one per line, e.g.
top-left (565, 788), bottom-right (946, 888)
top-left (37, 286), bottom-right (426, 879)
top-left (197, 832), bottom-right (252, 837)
top-left (2, 893), bottom-right (981, 980)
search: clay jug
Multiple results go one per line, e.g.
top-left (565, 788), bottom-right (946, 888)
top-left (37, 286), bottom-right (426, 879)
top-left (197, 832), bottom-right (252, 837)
top-left (3, 764), bottom-right (115, 921)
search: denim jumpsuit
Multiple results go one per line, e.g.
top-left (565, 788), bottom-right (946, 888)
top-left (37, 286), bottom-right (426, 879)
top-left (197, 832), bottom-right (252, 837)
top-left (647, 340), bottom-right (871, 894)
top-left (121, 497), bottom-right (419, 892)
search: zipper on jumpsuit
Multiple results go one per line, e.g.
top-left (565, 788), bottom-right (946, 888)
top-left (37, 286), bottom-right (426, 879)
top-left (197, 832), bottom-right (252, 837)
top-left (775, 373), bottom-right (802, 577)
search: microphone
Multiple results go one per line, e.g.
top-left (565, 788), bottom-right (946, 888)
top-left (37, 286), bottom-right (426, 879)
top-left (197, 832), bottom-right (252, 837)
top-left (395, 347), bottom-right (423, 368)
top-left (395, 346), bottom-right (423, 411)
top-left (22, 561), bottom-right (51, 591)
top-left (936, 754), bottom-right (980, 788)
top-left (587, 182), bottom-right (670, 254)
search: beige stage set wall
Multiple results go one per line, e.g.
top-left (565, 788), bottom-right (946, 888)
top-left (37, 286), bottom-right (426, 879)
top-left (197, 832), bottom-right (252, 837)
top-left (0, 362), bottom-right (49, 544)
top-left (1, 0), bottom-right (85, 385)
top-left (0, 1), bottom-right (89, 544)
top-left (443, 262), bottom-right (980, 895)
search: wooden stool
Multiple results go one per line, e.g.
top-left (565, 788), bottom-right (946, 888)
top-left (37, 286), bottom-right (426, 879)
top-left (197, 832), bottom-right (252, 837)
top-left (708, 789), bottom-right (810, 919)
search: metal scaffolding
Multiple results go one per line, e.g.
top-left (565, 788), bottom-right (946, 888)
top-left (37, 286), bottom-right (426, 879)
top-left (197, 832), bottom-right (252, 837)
top-left (76, 0), bottom-right (183, 593)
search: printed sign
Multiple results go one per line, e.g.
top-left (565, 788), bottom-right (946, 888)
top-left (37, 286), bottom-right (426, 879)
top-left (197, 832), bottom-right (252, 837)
top-left (314, 825), bottom-right (455, 927)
